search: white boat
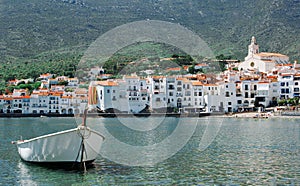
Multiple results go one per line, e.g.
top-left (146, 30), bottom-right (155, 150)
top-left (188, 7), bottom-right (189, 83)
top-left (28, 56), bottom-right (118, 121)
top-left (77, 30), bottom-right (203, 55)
top-left (12, 110), bottom-right (104, 169)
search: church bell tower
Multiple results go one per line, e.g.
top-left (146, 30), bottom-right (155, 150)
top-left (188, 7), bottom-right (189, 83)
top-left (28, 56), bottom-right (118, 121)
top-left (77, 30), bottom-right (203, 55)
top-left (248, 36), bottom-right (259, 56)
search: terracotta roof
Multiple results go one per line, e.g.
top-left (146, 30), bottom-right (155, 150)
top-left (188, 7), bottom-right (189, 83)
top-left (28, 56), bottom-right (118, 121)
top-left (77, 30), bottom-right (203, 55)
top-left (176, 77), bottom-right (186, 80)
top-left (192, 82), bottom-right (203, 86)
top-left (50, 92), bottom-right (63, 96)
top-left (183, 66), bottom-right (189, 70)
top-left (267, 75), bottom-right (277, 79)
top-left (261, 59), bottom-right (274, 63)
top-left (152, 76), bottom-right (164, 79)
top-left (203, 84), bottom-right (217, 86)
top-left (38, 93), bottom-right (49, 96)
top-left (256, 52), bottom-right (288, 58)
top-left (124, 76), bottom-right (139, 79)
top-left (61, 96), bottom-right (73, 99)
top-left (258, 81), bottom-right (270, 84)
top-left (96, 81), bottom-right (118, 86)
top-left (275, 64), bottom-right (292, 67)
top-left (196, 63), bottom-right (209, 66)
top-left (166, 67), bottom-right (181, 71)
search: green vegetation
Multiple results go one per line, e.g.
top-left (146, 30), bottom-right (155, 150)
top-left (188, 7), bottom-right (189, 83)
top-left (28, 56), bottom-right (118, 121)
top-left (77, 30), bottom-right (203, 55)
top-left (1, 0), bottom-right (299, 62)
top-left (3, 82), bottom-right (41, 95)
top-left (0, 0), bottom-right (299, 88)
top-left (278, 97), bottom-right (300, 106)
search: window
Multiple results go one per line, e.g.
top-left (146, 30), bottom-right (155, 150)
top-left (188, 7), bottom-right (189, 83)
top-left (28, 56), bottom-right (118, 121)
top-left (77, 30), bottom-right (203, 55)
top-left (237, 100), bottom-right (242, 104)
top-left (107, 89), bottom-right (110, 93)
top-left (245, 85), bottom-right (249, 90)
top-left (228, 102), bottom-right (232, 105)
top-left (295, 82), bottom-right (299, 86)
top-left (225, 92), bottom-right (230, 97)
top-left (281, 82), bottom-right (285, 86)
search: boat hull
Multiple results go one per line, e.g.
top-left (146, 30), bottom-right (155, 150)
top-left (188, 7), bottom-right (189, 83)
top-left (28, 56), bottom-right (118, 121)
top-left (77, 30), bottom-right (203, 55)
top-left (15, 126), bottom-right (104, 163)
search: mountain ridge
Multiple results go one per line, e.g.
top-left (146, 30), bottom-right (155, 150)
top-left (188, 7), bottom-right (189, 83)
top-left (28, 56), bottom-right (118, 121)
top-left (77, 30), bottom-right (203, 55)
top-left (0, 0), bottom-right (299, 64)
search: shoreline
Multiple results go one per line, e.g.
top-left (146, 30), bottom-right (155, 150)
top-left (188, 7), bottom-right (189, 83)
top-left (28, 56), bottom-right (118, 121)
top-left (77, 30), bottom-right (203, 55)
top-left (1, 112), bottom-right (300, 118)
top-left (223, 112), bottom-right (300, 119)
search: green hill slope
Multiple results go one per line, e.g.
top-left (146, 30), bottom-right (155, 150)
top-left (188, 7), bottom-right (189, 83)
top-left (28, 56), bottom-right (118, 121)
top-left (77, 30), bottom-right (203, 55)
top-left (0, 0), bottom-right (299, 76)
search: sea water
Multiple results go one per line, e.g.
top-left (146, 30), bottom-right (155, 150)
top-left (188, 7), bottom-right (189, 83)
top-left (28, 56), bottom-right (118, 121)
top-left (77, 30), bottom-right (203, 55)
top-left (0, 117), bottom-right (299, 185)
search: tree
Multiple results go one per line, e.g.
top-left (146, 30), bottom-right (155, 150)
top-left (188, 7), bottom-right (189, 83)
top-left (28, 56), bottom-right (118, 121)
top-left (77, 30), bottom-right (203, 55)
top-left (278, 99), bottom-right (287, 106)
top-left (188, 65), bottom-right (195, 74)
top-left (17, 81), bottom-right (25, 86)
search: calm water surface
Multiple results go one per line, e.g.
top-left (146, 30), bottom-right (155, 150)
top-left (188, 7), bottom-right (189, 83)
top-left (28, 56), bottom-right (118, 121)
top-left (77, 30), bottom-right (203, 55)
top-left (0, 117), bottom-right (299, 185)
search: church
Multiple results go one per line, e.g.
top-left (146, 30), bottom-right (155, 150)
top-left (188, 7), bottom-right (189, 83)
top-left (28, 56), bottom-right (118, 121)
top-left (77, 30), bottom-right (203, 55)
top-left (238, 36), bottom-right (289, 73)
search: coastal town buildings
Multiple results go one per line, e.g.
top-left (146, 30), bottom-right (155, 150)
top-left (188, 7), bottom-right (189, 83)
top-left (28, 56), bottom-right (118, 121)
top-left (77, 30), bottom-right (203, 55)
top-left (0, 36), bottom-right (299, 115)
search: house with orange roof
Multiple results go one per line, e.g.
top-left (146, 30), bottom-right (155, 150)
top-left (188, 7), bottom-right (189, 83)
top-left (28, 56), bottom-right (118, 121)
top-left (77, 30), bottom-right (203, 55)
top-left (39, 73), bottom-right (54, 81)
top-left (194, 63), bottom-right (209, 70)
top-left (8, 79), bottom-right (18, 86)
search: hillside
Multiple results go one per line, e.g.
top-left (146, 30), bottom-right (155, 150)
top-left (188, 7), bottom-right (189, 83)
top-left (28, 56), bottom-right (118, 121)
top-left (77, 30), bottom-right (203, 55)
top-left (0, 0), bottom-right (299, 77)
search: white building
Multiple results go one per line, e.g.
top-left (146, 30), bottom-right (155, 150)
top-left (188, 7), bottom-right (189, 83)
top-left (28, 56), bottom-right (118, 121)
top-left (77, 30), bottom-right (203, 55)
top-left (150, 76), bottom-right (167, 111)
top-left (255, 80), bottom-right (279, 107)
top-left (278, 73), bottom-right (294, 99)
top-left (239, 36), bottom-right (289, 73)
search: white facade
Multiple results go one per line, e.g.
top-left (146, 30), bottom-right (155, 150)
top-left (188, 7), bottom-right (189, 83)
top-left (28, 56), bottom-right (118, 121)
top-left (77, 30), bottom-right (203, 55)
top-left (239, 36), bottom-right (289, 73)
top-left (278, 73), bottom-right (294, 99)
top-left (255, 81), bottom-right (279, 107)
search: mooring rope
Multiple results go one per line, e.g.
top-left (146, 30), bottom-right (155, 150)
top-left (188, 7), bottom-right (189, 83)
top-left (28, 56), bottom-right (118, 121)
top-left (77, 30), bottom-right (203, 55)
top-left (73, 127), bottom-right (90, 171)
